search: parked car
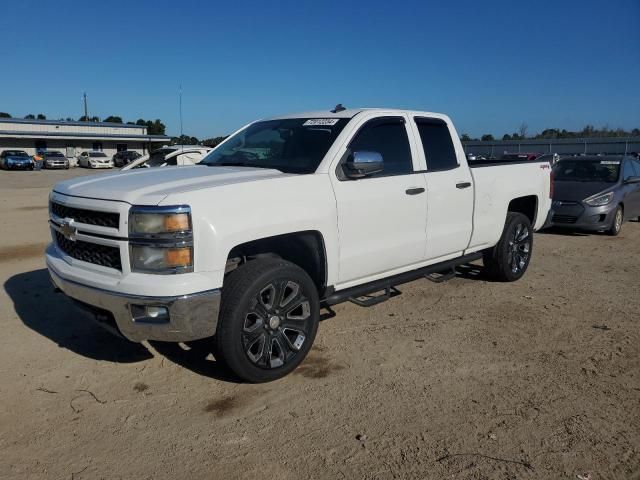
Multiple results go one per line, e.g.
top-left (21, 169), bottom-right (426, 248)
top-left (77, 151), bottom-right (113, 169)
top-left (549, 155), bottom-right (640, 235)
top-left (46, 108), bottom-right (553, 382)
top-left (536, 153), bottom-right (560, 165)
top-left (112, 150), bottom-right (142, 168)
top-left (121, 145), bottom-right (212, 170)
top-left (500, 152), bottom-right (542, 161)
top-left (0, 150), bottom-right (34, 170)
top-left (42, 151), bottom-right (70, 169)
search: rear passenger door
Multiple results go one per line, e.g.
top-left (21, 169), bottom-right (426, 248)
top-left (330, 114), bottom-right (428, 285)
top-left (623, 159), bottom-right (640, 218)
top-left (412, 117), bottom-right (474, 261)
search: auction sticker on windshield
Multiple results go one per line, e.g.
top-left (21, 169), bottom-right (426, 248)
top-left (601, 160), bottom-right (620, 164)
top-left (303, 119), bottom-right (340, 126)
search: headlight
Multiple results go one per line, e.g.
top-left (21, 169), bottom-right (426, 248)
top-left (130, 245), bottom-right (193, 273)
top-left (584, 192), bottom-right (614, 207)
top-left (128, 206), bottom-right (193, 274)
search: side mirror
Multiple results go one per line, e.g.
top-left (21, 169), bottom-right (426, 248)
top-left (344, 151), bottom-right (384, 179)
top-left (624, 175), bottom-right (640, 184)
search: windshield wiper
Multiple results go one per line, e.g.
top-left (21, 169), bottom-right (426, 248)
top-left (207, 161), bottom-right (282, 172)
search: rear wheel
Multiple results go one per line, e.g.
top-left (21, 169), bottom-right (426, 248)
top-left (483, 212), bottom-right (533, 282)
top-left (607, 205), bottom-right (623, 236)
top-left (215, 258), bottom-right (320, 383)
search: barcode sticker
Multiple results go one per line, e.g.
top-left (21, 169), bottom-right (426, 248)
top-left (303, 119), bottom-right (340, 126)
top-left (601, 160), bottom-right (620, 165)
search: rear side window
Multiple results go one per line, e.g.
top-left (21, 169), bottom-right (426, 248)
top-left (415, 118), bottom-right (458, 171)
top-left (349, 117), bottom-right (413, 176)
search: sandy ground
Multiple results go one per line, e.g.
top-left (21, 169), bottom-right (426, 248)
top-left (0, 168), bottom-right (639, 480)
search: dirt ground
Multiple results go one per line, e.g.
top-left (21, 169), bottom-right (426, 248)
top-left (1, 168), bottom-right (639, 480)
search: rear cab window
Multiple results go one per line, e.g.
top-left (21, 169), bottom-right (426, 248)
top-left (413, 117), bottom-right (458, 171)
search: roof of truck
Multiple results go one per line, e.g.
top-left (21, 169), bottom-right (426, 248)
top-left (268, 108), bottom-right (446, 120)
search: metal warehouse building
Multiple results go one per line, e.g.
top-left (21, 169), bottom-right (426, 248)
top-left (0, 118), bottom-right (170, 159)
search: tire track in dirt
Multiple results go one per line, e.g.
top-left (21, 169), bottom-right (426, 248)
top-left (0, 243), bottom-right (48, 263)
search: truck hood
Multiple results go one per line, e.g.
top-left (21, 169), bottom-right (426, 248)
top-left (553, 180), bottom-right (616, 202)
top-left (53, 165), bottom-right (286, 204)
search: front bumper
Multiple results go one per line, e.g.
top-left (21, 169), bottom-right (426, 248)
top-left (89, 162), bottom-right (113, 169)
top-left (48, 264), bottom-right (221, 343)
top-left (550, 201), bottom-right (617, 231)
top-left (5, 162), bottom-right (33, 170)
top-left (45, 162), bottom-right (69, 169)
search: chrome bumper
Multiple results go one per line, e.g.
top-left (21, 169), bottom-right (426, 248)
top-left (49, 268), bottom-right (221, 343)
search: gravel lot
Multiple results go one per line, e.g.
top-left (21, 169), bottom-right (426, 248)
top-left (1, 168), bottom-right (639, 480)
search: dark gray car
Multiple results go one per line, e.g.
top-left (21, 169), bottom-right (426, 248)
top-left (550, 155), bottom-right (640, 235)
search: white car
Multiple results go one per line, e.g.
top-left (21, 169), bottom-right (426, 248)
top-left (121, 145), bottom-right (212, 171)
top-left (46, 108), bottom-right (553, 382)
top-left (77, 151), bottom-right (113, 169)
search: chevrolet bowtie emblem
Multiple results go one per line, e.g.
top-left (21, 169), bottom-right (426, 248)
top-left (60, 219), bottom-right (77, 241)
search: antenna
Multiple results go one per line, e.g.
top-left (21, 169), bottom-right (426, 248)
top-left (83, 92), bottom-right (88, 121)
top-left (179, 83), bottom-right (183, 149)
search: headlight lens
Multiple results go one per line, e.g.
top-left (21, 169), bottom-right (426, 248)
top-left (130, 212), bottom-right (191, 235)
top-left (584, 192), bottom-right (614, 207)
top-left (130, 245), bottom-right (193, 273)
top-left (129, 206), bottom-right (193, 274)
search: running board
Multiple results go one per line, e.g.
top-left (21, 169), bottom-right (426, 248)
top-left (425, 268), bottom-right (457, 283)
top-left (322, 252), bottom-right (482, 307)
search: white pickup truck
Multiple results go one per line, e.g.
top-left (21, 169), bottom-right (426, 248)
top-left (46, 108), bottom-right (553, 382)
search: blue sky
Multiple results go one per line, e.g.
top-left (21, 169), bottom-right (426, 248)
top-left (2, 0), bottom-right (639, 138)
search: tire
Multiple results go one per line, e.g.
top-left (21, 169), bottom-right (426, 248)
top-left (215, 258), bottom-right (320, 383)
top-left (483, 212), bottom-right (533, 282)
top-left (607, 205), bottom-right (623, 236)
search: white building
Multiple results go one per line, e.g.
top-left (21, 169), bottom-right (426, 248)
top-left (0, 118), bottom-right (171, 158)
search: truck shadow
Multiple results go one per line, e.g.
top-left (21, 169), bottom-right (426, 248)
top-left (150, 340), bottom-right (241, 383)
top-left (4, 269), bottom-right (152, 363)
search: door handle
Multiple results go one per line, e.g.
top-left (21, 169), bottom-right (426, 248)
top-left (456, 182), bottom-right (472, 189)
top-left (405, 187), bottom-right (425, 195)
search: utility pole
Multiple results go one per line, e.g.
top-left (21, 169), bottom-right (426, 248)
top-left (83, 92), bottom-right (88, 121)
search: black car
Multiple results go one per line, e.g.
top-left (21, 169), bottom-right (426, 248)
top-left (549, 155), bottom-right (640, 235)
top-left (112, 150), bottom-right (142, 167)
top-left (0, 150), bottom-right (34, 170)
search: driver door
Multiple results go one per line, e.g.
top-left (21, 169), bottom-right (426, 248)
top-left (330, 114), bottom-right (427, 286)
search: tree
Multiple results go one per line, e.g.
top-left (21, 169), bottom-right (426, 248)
top-left (502, 134), bottom-right (512, 141)
top-left (103, 116), bottom-right (123, 123)
top-left (518, 122), bottom-right (528, 139)
top-left (37, 113), bottom-right (46, 120)
top-left (24, 114), bottom-right (35, 119)
top-left (171, 135), bottom-right (199, 145)
top-left (0, 112), bottom-right (11, 118)
top-left (79, 115), bottom-right (100, 122)
top-left (481, 134), bottom-right (495, 141)
top-left (202, 136), bottom-right (229, 147)
top-left (460, 133), bottom-right (471, 142)
top-left (147, 119), bottom-right (166, 135)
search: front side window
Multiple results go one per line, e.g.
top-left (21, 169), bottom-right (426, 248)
top-left (415, 118), bottom-right (458, 171)
top-left (622, 160), bottom-right (635, 180)
top-left (201, 118), bottom-right (349, 174)
top-left (348, 117), bottom-right (413, 176)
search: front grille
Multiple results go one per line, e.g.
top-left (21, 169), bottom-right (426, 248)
top-left (55, 231), bottom-right (122, 270)
top-left (552, 214), bottom-right (578, 224)
top-left (50, 201), bottom-right (119, 228)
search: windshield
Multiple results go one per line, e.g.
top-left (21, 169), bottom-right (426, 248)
top-left (200, 118), bottom-right (350, 174)
top-left (146, 149), bottom-right (177, 167)
top-left (90, 152), bottom-right (107, 158)
top-left (553, 159), bottom-right (620, 183)
top-left (4, 150), bottom-right (29, 157)
top-left (45, 152), bottom-right (64, 157)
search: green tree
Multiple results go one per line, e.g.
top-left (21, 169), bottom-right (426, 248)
top-left (147, 119), bottom-right (166, 135)
top-left (481, 134), bottom-right (495, 141)
top-left (171, 135), bottom-right (199, 145)
top-left (460, 133), bottom-right (471, 142)
top-left (202, 136), bottom-right (229, 147)
top-left (0, 112), bottom-right (11, 118)
top-left (103, 116), bottom-right (123, 123)
top-left (24, 114), bottom-right (35, 119)
top-left (502, 134), bottom-right (512, 140)
top-left (37, 113), bottom-right (46, 120)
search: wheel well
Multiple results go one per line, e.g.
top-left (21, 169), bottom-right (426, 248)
top-left (227, 231), bottom-right (327, 293)
top-left (508, 195), bottom-right (538, 224)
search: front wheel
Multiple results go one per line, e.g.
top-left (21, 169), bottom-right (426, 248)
top-left (483, 212), bottom-right (533, 282)
top-left (215, 258), bottom-right (320, 383)
top-left (607, 206), bottom-right (623, 236)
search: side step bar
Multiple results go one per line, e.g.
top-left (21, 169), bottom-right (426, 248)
top-left (322, 252), bottom-right (482, 307)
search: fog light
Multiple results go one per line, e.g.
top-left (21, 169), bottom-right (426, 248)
top-left (131, 304), bottom-right (170, 323)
